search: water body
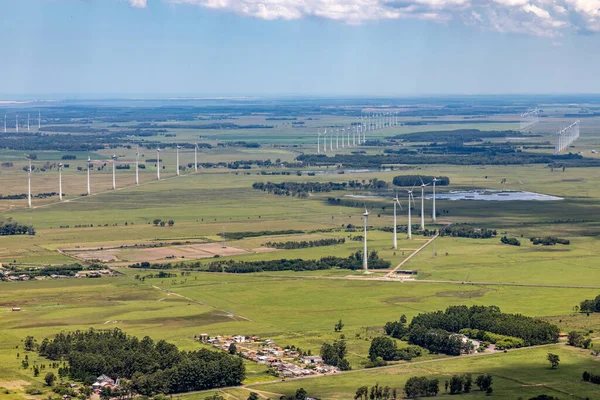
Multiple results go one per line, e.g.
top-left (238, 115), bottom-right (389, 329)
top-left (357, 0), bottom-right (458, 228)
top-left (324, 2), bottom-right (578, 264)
top-left (302, 168), bottom-right (392, 175)
top-left (345, 190), bottom-right (563, 201)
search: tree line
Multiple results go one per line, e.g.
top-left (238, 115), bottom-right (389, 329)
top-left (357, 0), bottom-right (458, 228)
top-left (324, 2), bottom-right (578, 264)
top-left (439, 225), bottom-right (496, 239)
top-left (530, 236), bottom-right (570, 245)
top-left (392, 175), bottom-right (450, 187)
top-left (34, 328), bottom-right (245, 396)
top-left (579, 294), bottom-right (600, 313)
top-left (264, 238), bottom-right (345, 249)
top-left (0, 218), bottom-right (35, 235)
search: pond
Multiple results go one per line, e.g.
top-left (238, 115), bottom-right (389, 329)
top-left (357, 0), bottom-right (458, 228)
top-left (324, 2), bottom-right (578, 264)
top-left (345, 190), bottom-right (563, 201)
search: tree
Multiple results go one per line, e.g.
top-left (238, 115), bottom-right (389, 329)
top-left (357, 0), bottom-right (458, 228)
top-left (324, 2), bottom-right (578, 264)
top-left (248, 393), bottom-right (259, 400)
top-left (153, 219), bottom-right (161, 226)
top-left (475, 374), bottom-right (493, 391)
top-left (449, 375), bottom-right (463, 394)
top-left (228, 343), bottom-right (237, 355)
top-left (547, 353), bottom-right (560, 369)
top-left (463, 374), bottom-right (472, 393)
top-left (24, 336), bottom-right (36, 351)
top-left (334, 319), bottom-right (345, 332)
top-left (369, 337), bottom-right (397, 361)
top-left (294, 388), bottom-right (307, 400)
top-left (355, 386), bottom-right (369, 400)
top-left (400, 315), bottom-right (407, 324)
top-left (168, 220), bottom-right (175, 227)
top-left (44, 372), bottom-right (56, 387)
top-left (337, 358), bottom-right (351, 371)
top-left (567, 331), bottom-right (584, 347)
top-left (100, 386), bottom-right (113, 400)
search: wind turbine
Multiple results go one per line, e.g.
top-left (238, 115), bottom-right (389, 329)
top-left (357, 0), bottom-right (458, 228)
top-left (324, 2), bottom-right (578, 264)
top-left (432, 177), bottom-right (438, 222)
top-left (16, 114), bottom-right (18, 133)
top-left (330, 129), bottom-right (333, 152)
top-left (393, 192), bottom-right (403, 250)
top-left (156, 147), bottom-right (161, 180)
top-left (27, 157), bottom-right (32, 208)
top-left (87, 156), bottom-right (91, 195)
top-left (347, 127), bottom-right (351, 147)
top-left (38, 110), bottom-right (41, 129)
top-left (406, 186), bottom-right (416, 239)
top-left (194, 143), bottom-right (198, 172)
top-left (176, 145), bottom-right (181, 176)
top-left (58, 162), bottom-right (63, 201)
top-left (317, 130), bottom-right (321, 154)
top-left (363, 207), bottom-right (369, 272)
top-left (135, 146), bottom-right (139, 185)
top-left (336, 129), bottom-right (339, 150)
top-left (3, 114), bottom-right (6, 133)
top-left (419, 177), bottom-right (431, 230)
top-left (323, 129), bottom-right (327, 153)
top-left (27, 114), bottom-right (30, 131)
top-left (341, 128), bottom-right (345, 149)
top-left (112, 154), bottom-right (117, 190)
top-left (353, 126), bottom-right (357, 146)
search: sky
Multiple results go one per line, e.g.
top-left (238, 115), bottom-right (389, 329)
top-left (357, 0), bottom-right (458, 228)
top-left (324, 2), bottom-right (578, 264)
top-left (2, 0), bottom-right (600, 97)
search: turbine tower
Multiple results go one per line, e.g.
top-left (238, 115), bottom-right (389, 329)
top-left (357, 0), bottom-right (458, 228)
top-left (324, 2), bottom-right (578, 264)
top-left (135, 147), bottom-right (139, 185)
top-left (341, 128), bottom-right (345, 149)
top-left (363, 207), bottom-right (369, 272)
top-left (336, 129), bottom-right (339, 150)
top-left (323, 130), bottom-right (327, 153)
top-left (156, 147), bottom-right (161, 180)
top-left (16, 114), bottom-right (18, 133)
top-left (330, 130), bottom-right (333, 152)
top-left (27, 158), bottom-right (32, 208)
top-left (317, 130), bottom-right (321, 154)
top-left (87, 156), bottom-right (91, 195)
top-left (176, 145), bottom-right (180, 176)
top-left (406, 187), bottom-right (415, 239)
top-left (194, 143), bottom-right (198, 172)
top-left (393, 192), bottom-right (403, 250)
top-left (112, 154), bottom-right (117, 190)
top-left (3, 114), bottom-right (6, 133)
top-left (347, 128), bottom-right (351, 147)
top-left (58, 163), bottom-right (63, 201)
top-left (419, 178), bottom-right (431, 230)
top-left (27, 114), bottom-right (30, 131)
top-left (432, 177), bottom-right (438, 222)
top-left (38, 110), bottom-right (41, 129)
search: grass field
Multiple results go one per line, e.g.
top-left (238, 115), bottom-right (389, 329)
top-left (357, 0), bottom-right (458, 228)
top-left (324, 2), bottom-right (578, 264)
top-left (2, 106), bottom-right (600, 399)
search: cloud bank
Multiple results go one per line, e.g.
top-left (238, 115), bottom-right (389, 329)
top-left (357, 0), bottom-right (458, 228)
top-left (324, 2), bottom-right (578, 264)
top-left (133, 0), bottom-right (600, 36)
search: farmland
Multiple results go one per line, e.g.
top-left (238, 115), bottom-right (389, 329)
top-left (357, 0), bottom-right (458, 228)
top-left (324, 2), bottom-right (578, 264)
top-left (2, 97), bottom-right (600, 399)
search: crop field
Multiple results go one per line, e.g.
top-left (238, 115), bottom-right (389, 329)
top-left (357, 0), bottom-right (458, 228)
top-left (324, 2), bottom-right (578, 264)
top-left (2, 98), bottom-right (600, 399)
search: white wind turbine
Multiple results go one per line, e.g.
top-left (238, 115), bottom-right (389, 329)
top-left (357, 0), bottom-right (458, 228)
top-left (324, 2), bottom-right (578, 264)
top-left (16, 114), bottom-right (18, 133)
top-left (347, 127), bottom-right (351, 147)
top-left (135, 146), bottom-right (139, 185)
top-left (38, 110), bottom-right (41, 129)
top-left (27, 157), bottom-right (32, 208)
top-left (3, 114), bottom-right (6, 133)
top-left (194, 143), bottom-right (199, 171)
top-left (176, 145), bottom-right (181, 176)
top-left (336, 129), bottom-right (339, 150)
top-left (330, 129), bottom-right (333, 151)
top-left (112, 154), bottom-right (117, 190)
top-left (87, 156), bottom-right (91, 195)
top-left (432, 177), bottom-right (438, 222)
top-left (156, 147), bottom-right (161, 180)
top-left (27, 113), bottom-right (30, 131)
top-left (363, 207), bottom-right (369, 272)
top-left (323, 129), bottom-right (327, 153)
top-left (317, 129), bottom-right (321, 154)
top-left (58, 162), bottom-right (63, 201)
top-left (341, 128), bottom-right (345, 148)
top-left (406, 186), bottom-right (416, 239)
top-left (393, 192), bottom-right (403, 250)
top-left (419, 177), bottom-right (431, 231)
top-left (353, 126), bottom-right (357, 146)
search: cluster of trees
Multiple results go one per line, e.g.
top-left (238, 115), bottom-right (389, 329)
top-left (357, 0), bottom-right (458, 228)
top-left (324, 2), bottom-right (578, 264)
top-left (61, 154), bottom-right (77, 160)
top-left (408, 327), bottom-right (469, 356)
top-left (354, 383), bottom-right (397, 400)
top-left (530, 236), bottom-right (570, 245)
top-left (388, 129), bottom-right (528, 143)
top-left (459, 328), bottom-right (524, 350)
top-left (223, 229), bottom-right (304, 240)
top-left (35, 328), bottom-right (245, 395)
top-left (582, 371), bottom-right (600, 384)
top-left (252, 181), bottom-right (347, 198)
top-left (579, 294), bottom-right (600, 313)
top-left (567, 331), bottom-right (592, 349)
top-left (0, 192), bottom-right (58, 201)
top-left (296, 151), bottom-right (592, 169)
top-left (404, 376), bottom-right (439, 398)
top-left (264, 238), bottom-right (345, 249)
top-left (152, 219), bottom-right (175, 227)
top-left (408, 305), bottom-right (560, 346)
top-left (439, 225), bottom-right (496, 239)
top-left (392, 175), bottom-right (450, 187)
top-left (447, 374), bottom-right (473, 394)
top-left (320, 340), bottom-right (351, 370)
top-left (0, 218), bottom-right (35, 235)
top-left (501, 236), bottom-right (521, 246)
top-left (205, 251), bottom-right (390, 273)
top-left (368, 337), bottom-right (422, 363)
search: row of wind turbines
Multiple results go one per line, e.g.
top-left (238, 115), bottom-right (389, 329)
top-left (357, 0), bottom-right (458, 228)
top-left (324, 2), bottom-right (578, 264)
top-left (360, 177), bottom-right (439, 272)
top-left (3, 111), bottom-right (42, 133)
top-left (23, 144), bottom-right (202, 208)
top-left (317, 111), bottom-right (400, 154)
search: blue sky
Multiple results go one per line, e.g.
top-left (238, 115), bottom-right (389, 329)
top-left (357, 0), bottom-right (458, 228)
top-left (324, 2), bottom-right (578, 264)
top-left (2, 0), bottom-right (600, 97)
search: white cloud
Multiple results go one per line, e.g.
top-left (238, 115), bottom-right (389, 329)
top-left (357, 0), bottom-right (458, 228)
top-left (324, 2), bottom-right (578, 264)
top-left (153, 0), bottom-right (600, 36)
top-left (129, 0), bottom-right (147, 8)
